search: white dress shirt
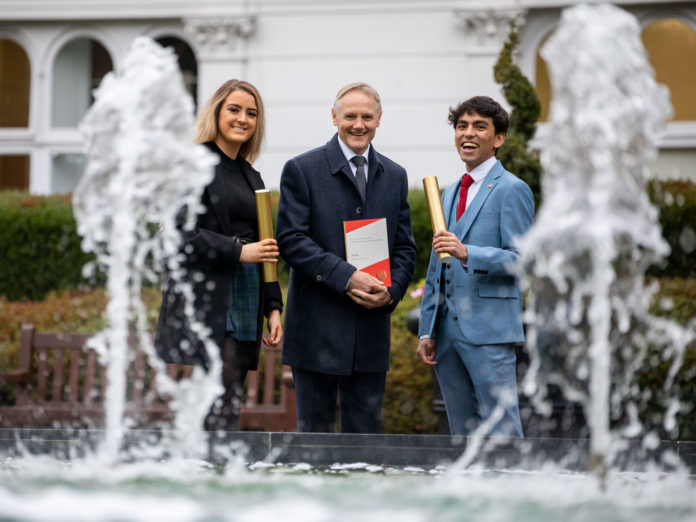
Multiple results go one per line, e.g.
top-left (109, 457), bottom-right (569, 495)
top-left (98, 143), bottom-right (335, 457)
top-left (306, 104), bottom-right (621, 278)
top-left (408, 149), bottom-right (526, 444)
top-left (338, 137), bottom-right (370, 182)
top-left (462, 155), bottom-right (498, 210)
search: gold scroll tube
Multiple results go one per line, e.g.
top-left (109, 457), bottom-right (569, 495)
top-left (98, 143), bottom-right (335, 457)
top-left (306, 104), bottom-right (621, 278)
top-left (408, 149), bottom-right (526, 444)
top-left (255, 189), bottom-right (278, 282)
top-left (422, 176), bottom-right (453, 263)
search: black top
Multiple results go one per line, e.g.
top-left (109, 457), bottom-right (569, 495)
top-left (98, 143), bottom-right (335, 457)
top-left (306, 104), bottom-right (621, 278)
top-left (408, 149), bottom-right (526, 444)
top-left (154, 140), bottom-right (283, 369)
top-left (209, 142), bottom-right (258, 242)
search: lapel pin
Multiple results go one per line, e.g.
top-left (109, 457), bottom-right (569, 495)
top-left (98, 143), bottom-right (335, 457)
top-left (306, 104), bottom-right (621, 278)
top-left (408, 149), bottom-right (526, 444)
top-left (487, 184), bottom-right (492, 188)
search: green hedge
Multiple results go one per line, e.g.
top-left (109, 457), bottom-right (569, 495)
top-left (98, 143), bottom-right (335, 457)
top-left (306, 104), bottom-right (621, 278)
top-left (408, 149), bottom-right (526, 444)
top-left (647, 180), bottom-right (696, 279)
top-left (1, 180), bottom-right (694, 300)
top-left (639, 277), bottom-right (696, 440)
top-left (2, 281), bottom-right (692, 438)
top-left (409, 178), bottom-right (696, 283)
top-left (406, 189), bottom-right (432, 283)
top-left (384, 288), bottom-right (439, 434)
top-left (0, 191), bottom-right (94, 301)
top-left (494, 16), bottom-right (543, 210)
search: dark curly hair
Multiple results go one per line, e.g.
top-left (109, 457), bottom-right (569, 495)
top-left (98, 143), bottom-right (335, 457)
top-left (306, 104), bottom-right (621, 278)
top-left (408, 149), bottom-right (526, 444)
top-left (447, 96), bottom-right (509, 135)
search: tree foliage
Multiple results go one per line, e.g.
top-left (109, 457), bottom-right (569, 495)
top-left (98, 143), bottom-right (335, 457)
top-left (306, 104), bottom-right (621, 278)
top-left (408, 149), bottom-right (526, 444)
top-left (493, 17), bottom-right (543, 208)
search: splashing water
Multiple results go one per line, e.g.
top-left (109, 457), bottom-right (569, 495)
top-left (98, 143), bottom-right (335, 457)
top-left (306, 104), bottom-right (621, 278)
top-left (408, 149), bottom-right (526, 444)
top-left (2, 7), bottom-right (696, 521)
top-left (72, 37), bottom-right (221, 463)
top-left (519, 4), bottom-right (695, 482)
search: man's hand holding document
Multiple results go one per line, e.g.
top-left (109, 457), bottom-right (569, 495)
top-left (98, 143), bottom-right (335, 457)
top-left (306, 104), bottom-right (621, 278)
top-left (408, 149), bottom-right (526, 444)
top-left (344, 217), bottom-right (391, 286)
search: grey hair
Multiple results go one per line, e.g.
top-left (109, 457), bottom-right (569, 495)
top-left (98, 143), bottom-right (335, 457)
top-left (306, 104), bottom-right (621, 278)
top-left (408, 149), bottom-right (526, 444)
top-left (333, 82), bottom-right (382, 112)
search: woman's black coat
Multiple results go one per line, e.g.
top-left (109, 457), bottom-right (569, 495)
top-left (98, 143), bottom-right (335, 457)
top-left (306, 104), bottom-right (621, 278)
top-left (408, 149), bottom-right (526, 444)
top-left (154, 143), bottom-right (283, 370)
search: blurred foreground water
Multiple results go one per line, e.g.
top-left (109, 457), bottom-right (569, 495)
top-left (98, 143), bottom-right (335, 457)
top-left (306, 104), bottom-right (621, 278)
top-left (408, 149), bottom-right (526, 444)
top-left (2, 4), bottom-right (696, 522)
top-left (1, 451), bottom-right (695, 522)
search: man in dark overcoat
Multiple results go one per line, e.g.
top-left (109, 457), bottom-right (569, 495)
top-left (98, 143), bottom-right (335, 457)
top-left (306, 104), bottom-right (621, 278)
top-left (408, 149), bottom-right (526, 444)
top-left (276, 82), bottom-right (416, 433)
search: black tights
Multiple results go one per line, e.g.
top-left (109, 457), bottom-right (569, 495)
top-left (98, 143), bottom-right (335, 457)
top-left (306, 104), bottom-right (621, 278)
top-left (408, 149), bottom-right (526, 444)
top-left (204, 336), bottom-right (250, 431)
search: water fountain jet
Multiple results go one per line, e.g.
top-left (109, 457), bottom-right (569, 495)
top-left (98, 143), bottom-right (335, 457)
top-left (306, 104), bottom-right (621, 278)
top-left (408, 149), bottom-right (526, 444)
top-left (1, 7), bottom-right (696, 520)
top-left (519, 3), bottom-right (695, 485)
top-left (72, 37), bottom-right (221, 463)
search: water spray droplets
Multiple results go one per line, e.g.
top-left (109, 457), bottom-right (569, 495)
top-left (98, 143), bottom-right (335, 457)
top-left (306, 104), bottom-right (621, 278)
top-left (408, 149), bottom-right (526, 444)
top-left (73, 37), bottom-right (220, 462)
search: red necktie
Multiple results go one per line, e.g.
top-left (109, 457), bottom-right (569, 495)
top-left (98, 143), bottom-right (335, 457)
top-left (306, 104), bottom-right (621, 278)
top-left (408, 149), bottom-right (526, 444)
top-left (456, 174), bottom-right (474, 220)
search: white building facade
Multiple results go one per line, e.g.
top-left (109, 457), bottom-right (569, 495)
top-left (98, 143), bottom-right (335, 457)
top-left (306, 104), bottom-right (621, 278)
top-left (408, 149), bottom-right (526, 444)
top-left (0, 0), bottom-right (694, 192)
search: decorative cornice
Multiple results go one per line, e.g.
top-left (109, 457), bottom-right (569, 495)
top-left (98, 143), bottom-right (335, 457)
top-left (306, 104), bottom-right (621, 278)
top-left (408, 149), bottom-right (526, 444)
top-left (183, 15), bottom-right (256, 59)
top-left (455, 9), bottom-right (527, 47)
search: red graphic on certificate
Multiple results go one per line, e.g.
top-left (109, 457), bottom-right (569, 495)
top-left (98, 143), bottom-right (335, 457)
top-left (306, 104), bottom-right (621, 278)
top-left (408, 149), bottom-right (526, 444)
top-left (344, 218), bottom-right (391, 287)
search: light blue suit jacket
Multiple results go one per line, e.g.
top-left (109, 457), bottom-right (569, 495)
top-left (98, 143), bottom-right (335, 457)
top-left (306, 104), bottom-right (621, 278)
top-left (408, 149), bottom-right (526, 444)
top-left (418, 160), bottom-right (534, 346)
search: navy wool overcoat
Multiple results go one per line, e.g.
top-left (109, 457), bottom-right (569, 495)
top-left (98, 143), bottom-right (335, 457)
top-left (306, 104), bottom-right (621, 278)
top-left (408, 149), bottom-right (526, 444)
top-left (276, 134), bottom-right (417, 375)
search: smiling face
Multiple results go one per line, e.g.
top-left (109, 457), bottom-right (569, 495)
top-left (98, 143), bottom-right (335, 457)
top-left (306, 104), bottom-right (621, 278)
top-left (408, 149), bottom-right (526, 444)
top-left (454, 111), bottom-right (506, 171)
top-left (332, 89), bottom-right (382, 155)
top-left (215, 89), bottom-right (258, 159)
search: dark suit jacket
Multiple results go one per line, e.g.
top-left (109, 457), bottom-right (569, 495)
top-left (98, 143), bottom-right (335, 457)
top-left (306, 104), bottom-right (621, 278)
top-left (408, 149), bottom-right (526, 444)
top-left (276, 134), bottom-right (416, 375)
top-left (155, 142), bottom-right (283, 370)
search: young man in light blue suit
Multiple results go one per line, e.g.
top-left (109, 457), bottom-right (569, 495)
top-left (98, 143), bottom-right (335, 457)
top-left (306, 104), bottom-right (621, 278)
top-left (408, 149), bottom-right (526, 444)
top-left (417, 96), bottom-right (534, 437)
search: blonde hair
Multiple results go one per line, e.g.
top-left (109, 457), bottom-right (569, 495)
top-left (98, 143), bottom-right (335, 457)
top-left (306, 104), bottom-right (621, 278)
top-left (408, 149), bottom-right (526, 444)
top-left (194, 79), bottom-right (266, 164)
top-left (334, 82), bottom-right (382, 112)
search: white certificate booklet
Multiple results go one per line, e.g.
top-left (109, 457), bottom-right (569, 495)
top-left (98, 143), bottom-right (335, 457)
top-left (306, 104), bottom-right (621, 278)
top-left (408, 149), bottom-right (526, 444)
top-left (343, 217), bottom-right (391, 287)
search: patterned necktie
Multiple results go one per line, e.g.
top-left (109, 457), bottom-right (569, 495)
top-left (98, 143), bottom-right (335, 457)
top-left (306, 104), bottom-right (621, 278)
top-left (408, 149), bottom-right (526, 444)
top-left (350, 156), bottom-right (367, 202)
top-left (456, 174), bottom-right (474, 220)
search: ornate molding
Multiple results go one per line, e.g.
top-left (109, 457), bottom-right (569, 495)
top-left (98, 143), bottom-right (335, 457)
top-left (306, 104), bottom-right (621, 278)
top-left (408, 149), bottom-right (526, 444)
top-left (455, 9), bottom-right (527, 47)
top-left (183, 15), bottom-right (256, 59)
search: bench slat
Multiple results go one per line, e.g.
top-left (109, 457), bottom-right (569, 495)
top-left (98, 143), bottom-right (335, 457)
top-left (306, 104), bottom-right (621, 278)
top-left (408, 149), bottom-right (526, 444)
top-left (36, 347), bottom-right (48, 404)
top-left (2, 324), bottom-right (296, 431)
top-left (145, 367), bottom-right (159, 406)
top-left (262, 350), bottom-right (276, 406)
top-left (245, 372), bottom-right (259, 407)
top-left (13, 325), bottom-right (34, 405)
top-left (84, 350), bottom-right (97, 406)
top-left (68, 350), bottom-right (80, 403)
top-left (51, 349), bottom-right (64, 402)
top-left (32, 332), bottom-right (92, 350)
top-left (133, 350), bottom-right (146, 405)
top-left (100, 363), bottom-right (108, 403)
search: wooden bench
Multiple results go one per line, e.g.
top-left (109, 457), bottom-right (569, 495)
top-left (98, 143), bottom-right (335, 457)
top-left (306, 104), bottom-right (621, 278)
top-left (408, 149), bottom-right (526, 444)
top-left (0, 324), bottom-right (296, 431)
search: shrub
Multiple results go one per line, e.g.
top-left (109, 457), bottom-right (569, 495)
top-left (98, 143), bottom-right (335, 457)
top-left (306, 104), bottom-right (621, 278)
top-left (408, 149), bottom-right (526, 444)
top-left (494, 17), bottom-right (543, 209)
top-left (406, 189), bottom-right (433, 283)
top-left (0, 191), bottom-right (95, 301)
top-left (640, 277), bottom-right (696, 440)
top-left (385, 278), bottom-right (696, 438)
top-left (647, 179), bottom-right (696, 279)
top-left (5, 176), bottom-right (692, 301)
top-left (1, 280), bottom-right (694, 438)
top-left (383, 285), bottom-right (439, 434)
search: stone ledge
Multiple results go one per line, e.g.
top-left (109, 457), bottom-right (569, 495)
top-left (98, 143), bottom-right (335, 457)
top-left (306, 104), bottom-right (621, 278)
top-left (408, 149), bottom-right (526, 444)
top-left (1, 428), bottom-right (692, 475)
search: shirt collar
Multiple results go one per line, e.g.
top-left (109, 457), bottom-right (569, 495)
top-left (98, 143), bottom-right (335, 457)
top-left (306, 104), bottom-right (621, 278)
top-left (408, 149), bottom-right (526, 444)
top-left (338, 137), bottom-right (370, 165)
top-left (466, 155), bottom-right (498, 184)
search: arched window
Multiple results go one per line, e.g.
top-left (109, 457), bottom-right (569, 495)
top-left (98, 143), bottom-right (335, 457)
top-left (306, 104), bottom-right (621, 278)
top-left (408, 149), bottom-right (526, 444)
top-left (155, 36), bottom-right (198, 106)
top-left (534, 34), bottom-right (552, 122)
top-left (642, 19), bottom-right (696, 121)
top-left (52, 37), bottom-right (113, 128)
top-left (536, 18), bottom-right (696, 123)
top-left (0, 39), bottom-right (30, 127)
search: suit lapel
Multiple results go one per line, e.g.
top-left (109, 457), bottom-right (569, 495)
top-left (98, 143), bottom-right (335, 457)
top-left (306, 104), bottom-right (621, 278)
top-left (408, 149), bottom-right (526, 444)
top-left (442, 181), bottom-right (459, 229)
top-left (240, 157), bottom-right (264, 192)
top-left (365, 145), bottom-right (384, 204)
top-left (326, 134), bottom-right (383, 202)
top-left (327, 134), bottom-right (356, 187)
top-left (456, 161), bottom-right (503, 239)
top-left (206, 169), bottom-right (231, 236)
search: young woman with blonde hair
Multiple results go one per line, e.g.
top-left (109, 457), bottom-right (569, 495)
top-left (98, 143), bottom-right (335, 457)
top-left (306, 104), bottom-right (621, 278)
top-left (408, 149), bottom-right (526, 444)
top-left (155, 79), bottom-right (283, 431)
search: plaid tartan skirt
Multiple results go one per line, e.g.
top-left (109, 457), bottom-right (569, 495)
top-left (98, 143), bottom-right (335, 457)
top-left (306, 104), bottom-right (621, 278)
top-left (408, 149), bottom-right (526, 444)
top-left (225, 261), bottom-right (260, 342)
